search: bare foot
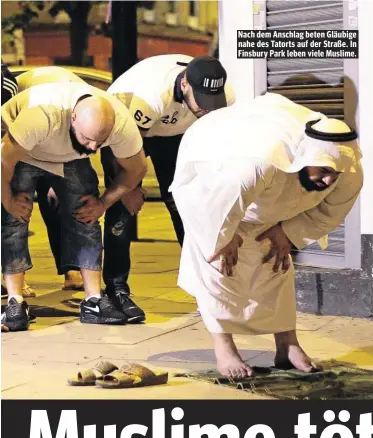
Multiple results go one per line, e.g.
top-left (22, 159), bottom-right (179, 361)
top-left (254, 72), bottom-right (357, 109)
top-left (275, 344), bottom-right (322, 372)
top-left (274, 330), bottom-right (322, 372)
top-left (212, 333), bottom-right (253, 379)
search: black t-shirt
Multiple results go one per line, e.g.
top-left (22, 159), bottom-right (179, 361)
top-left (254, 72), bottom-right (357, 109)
top-left (1, 64), bottom-right (18, 105)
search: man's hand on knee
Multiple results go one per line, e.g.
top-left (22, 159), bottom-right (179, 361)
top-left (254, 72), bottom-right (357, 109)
top-left (74, 194), bottom-right (105, 225)
top-left (207, 234), bottom-right (243, 277)
top-left (120, 187), bottom-right (146, 216)
top-left (7, 192), bottom-right (33, 223)
top-left (256, 224), bottom-right (292, 273)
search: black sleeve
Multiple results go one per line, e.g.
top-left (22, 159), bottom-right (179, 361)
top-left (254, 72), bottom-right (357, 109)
top-left (1, 64), bottom-right (18, 105)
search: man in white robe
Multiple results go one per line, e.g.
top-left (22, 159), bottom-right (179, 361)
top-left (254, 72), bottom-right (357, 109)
top-left (170, 93), bottom-right (363, 378)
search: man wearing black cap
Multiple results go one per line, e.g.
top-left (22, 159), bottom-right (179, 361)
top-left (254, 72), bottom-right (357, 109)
top-left (102, 54), bottom-right (235, 319)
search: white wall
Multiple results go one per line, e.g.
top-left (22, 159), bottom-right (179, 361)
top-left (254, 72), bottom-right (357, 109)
top-left (358, 0), bottom-right (373, 235)
top-left (218, 0), bottom-right (255, 102)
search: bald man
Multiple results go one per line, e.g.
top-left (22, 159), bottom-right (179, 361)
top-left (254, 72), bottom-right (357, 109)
top-left (1, 81), bottom-right (147, 331)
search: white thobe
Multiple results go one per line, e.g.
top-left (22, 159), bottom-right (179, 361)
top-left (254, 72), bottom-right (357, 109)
top-left (170, 94), bottom-right (363, 334)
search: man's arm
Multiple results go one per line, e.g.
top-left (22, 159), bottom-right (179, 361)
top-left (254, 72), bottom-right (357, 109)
top-left (198, 160), bottom-right (273, 275)
top-left (100, 148), bottom-right (147, 210)
top-left (102, 103), bottom-right (149, 208)
top-left (2, 133), bottom-right (27, 208)
top-left (213, 161), bottom-right (273, 252)
top-left (281, 165), bottom-right (364, 249)
top-left (1, 133), bottom-right (32, 221)
top-left (2, 104), bottom-right (49, 208)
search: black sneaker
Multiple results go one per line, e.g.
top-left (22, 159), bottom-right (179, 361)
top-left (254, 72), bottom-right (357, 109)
top-left (107, 288), bottom-right (146, 323)
top-left (80, 296), bottom-right (127, 325)
top-left (3, 297), bottom-right (30, 331)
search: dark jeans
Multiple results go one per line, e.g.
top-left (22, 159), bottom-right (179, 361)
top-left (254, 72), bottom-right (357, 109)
top-left (36, 176), bottom-right (64, 274)
top-left (1, 160), bottom-right (102, 275)
top-left (38, 136), bottom-right (184, 292)
top-left (144, 135), bottom-right (184, 245)
top-left (101, 135), bottom-right (184, 292)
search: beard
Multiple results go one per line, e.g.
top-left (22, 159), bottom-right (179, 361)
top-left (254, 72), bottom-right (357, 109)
top-left (298, 168), bottom-right (331, 192)
top-left (69, 126), bottom-right (96, 156)
top-left (183, 93), bottom-right (206, 119)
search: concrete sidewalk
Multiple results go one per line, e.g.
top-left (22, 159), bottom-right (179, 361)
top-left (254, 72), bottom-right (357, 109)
top-left (1, 203), bottom-right (372, 399)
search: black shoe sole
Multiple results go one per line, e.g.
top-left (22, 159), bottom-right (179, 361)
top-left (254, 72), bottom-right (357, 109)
top-left (80, 313), bottom-right (127, 325)
top-left (4, 320), bottom-right (29, 331)
top-left (126, 314), bottom-right (146, 324)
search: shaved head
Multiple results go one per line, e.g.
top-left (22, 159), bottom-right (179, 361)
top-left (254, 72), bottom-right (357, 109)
top-left (70, 96), bottom-right (115, 155)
